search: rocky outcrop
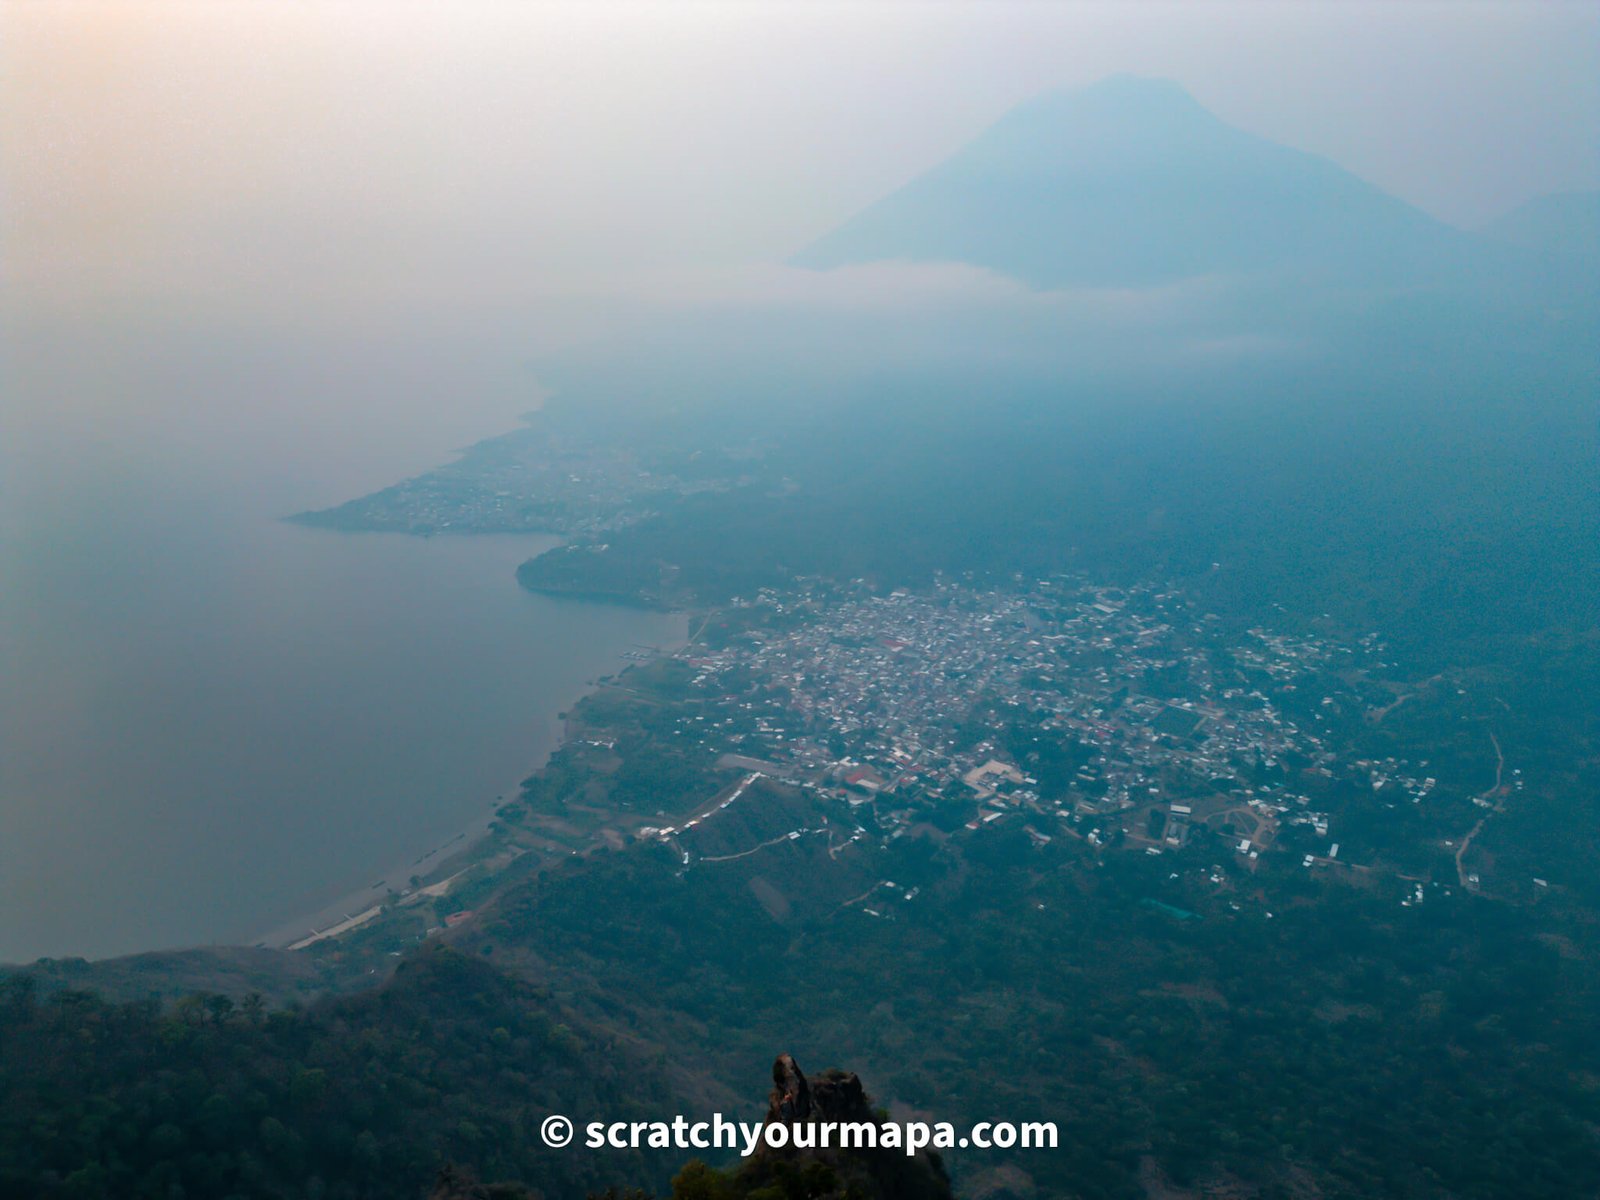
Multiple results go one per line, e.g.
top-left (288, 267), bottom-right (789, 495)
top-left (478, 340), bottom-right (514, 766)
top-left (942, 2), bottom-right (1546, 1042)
top-left (763, 1053), bottom-right (875, 1141)
top-left (768, 1053), bottom-right (814, 1123)
top-left (744, 1054), bottom-right (954, 1199)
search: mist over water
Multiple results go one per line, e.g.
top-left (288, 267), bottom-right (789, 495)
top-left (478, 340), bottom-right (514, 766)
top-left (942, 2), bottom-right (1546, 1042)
top-left (0, 318), bottom-right (683, 962)
top-left (1, 1), bottom-right (1593, 965)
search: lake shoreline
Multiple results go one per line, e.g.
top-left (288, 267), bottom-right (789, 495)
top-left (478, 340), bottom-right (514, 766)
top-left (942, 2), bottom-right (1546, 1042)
top-left (2, 504), bottom-right (688, 964)
top-left (249, 617), bottom-right (693, 954)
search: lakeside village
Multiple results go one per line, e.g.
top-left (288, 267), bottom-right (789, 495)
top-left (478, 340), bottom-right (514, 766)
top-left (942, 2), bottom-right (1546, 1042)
top-left (644, 580), bottom-right (1495, 880)
top-left (288, 574), bottom-right (1528, 961)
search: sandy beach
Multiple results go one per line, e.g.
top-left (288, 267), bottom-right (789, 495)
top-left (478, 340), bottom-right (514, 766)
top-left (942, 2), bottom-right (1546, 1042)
top-left (251, 804), bottom-right (503, 949)
top-left (251, 626), bottom-right (691, 952)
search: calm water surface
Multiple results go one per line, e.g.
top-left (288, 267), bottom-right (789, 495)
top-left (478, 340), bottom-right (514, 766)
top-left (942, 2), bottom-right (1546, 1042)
top-left (0, 320), bottom-right (683, 961)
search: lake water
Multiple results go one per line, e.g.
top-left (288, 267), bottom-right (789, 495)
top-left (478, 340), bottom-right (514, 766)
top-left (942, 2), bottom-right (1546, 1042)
top-left (0, 317), bottom-right (684, 962)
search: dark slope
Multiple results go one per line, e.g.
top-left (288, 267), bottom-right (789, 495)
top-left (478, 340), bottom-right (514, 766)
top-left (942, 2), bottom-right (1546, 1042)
top-left (2, 945), bottom-right (325, 1009)
top-left (0, 946), bottom-right (687, 1199)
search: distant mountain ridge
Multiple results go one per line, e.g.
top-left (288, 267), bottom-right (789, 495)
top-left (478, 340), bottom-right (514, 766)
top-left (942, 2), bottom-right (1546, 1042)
top-left (1480, 189), bottom-right (1600, 259)
top-left (793, 74), bottom-right (1466, 288)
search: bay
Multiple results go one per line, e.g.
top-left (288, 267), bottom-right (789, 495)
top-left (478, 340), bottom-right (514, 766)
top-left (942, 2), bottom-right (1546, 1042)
top-left (0, 317), bottom-right (683, 962)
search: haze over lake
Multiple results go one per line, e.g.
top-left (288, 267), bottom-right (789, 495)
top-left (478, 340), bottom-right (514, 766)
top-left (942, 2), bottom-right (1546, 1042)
top-left (0, 319), bottom-right (683, 962)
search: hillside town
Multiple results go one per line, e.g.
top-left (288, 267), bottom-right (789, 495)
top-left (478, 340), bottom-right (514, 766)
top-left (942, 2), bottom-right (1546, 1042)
top-left (646, 578), bottom-right (1468, 881)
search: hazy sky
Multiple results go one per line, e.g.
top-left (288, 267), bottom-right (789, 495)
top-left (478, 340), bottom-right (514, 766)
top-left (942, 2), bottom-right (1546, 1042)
top-left (2, 1), bottom-right (1596, 960)
top-left (6, 0), bottom-right (1597, 337)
